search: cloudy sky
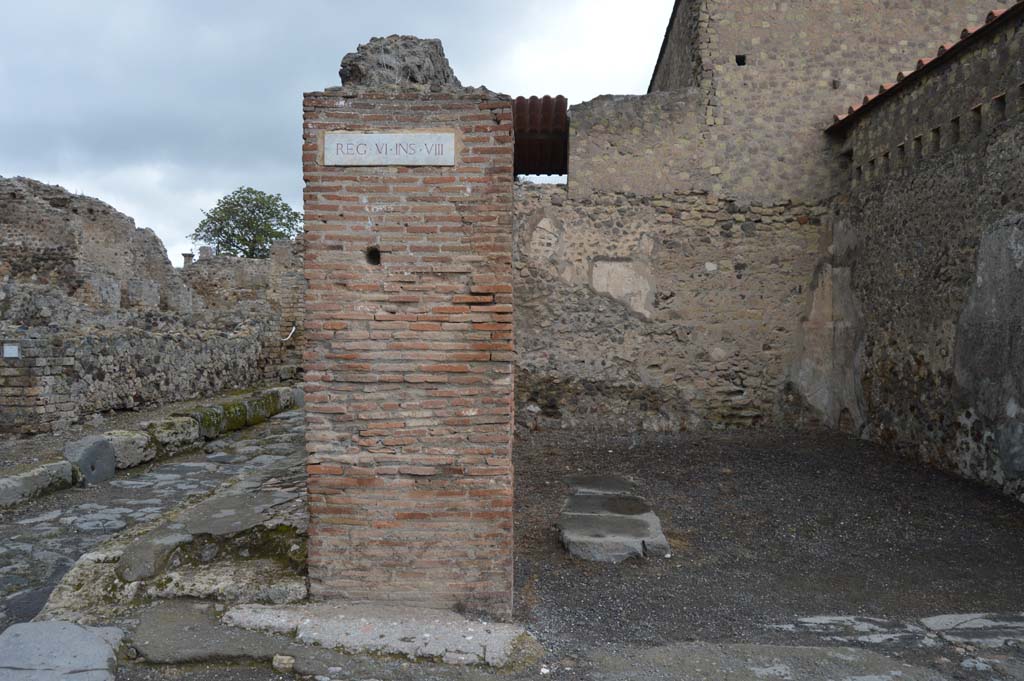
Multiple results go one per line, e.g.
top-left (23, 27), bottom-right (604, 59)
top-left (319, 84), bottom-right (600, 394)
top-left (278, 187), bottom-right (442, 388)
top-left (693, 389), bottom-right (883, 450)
top-left (0, 1), bottom-right (672, 266)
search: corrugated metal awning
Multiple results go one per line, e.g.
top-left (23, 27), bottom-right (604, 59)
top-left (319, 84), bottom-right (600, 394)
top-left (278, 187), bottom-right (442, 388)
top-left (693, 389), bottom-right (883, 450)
top-left (513, 95), bottom-right (568, 175)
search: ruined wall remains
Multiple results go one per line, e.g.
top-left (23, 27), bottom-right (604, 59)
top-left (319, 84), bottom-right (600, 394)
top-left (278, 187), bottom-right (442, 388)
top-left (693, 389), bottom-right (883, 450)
top-left (0, 177), bottom-right (302, 436)
top-left (825, 6), bottom-right (1024, 499)
top-left (514, 183), bottom-right (821, 431)
top-left (303, 84), bottom-right (515, 616)
top-left (182, 236), bottom-right (305, 381)
top-left (0, 177), bottom-right (194, 312)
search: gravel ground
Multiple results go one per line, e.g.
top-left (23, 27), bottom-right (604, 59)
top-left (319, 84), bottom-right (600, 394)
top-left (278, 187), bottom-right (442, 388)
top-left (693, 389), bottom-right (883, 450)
top-left (513, 427), bottom-right (1024, 653)
top-left (11, 423), bottom-right (1024, 680)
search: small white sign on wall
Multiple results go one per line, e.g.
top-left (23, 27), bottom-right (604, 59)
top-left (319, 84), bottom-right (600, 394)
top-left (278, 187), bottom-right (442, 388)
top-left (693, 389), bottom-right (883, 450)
top-left (324, 132), bottom-right (456, 166)
top-left (2, 343), bottom-right (20, 359)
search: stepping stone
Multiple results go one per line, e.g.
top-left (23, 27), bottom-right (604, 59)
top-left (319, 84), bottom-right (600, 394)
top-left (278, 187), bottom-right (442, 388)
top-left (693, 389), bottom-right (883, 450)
top-left (557, 477), bottom-right (670, 563)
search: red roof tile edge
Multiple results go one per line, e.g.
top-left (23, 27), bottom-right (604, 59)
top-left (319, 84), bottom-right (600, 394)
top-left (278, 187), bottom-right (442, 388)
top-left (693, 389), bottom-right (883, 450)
top-left (826, 2), bottom-right (1024, 133)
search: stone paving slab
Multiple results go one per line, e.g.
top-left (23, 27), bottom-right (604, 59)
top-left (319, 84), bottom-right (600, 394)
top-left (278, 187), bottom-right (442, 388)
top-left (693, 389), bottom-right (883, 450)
top-left (224, 602), bottom-right (533, 667)
top-left (0, 620), bottom-right (123, 681)
top-left (921, 612), bottom-right (1024, 647)
top-left (768, 615), bottom-right (939, 647)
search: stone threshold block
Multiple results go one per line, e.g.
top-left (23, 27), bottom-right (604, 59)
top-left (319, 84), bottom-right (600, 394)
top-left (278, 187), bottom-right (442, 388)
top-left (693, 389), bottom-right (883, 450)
top-left (557, 473), bottom-right (670, 562)
top-left (223, 602), bottom-right (537, 667)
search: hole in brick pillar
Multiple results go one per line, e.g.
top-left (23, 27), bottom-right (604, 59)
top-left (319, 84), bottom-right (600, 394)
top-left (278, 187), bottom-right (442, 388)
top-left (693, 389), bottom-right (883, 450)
top-left (735, 55), bottom-right (747, 66)
top-left (365, 246), bottom-right (381, 266)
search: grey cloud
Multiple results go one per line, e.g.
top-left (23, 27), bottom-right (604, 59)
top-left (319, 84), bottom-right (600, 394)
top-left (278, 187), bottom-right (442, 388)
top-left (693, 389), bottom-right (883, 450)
top-left (0, 0), bottom-right (670, 264)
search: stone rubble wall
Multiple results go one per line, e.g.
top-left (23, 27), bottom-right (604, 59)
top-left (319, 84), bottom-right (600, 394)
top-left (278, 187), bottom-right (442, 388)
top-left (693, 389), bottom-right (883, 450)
top-left (0, 326), bottom-right (267, 436)
top-left (514, 183), bottom-right (822, 431)
top-left (824, 11), bottom-right (1024, 499)
top-left (0, 177), bottom-right (305, 437)
top-left (0, 177), bottom-right (195, 312)
top-left (182, 236), bottom-right (306, 381)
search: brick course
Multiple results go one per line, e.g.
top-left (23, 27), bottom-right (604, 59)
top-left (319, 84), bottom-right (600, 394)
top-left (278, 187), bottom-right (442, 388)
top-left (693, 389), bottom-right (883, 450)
top-left (302, 87), bottom-right (515, 616)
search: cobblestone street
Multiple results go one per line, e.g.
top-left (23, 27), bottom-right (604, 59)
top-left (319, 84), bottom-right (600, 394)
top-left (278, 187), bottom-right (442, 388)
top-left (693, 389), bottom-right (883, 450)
top-left (0, 409), bottom-right (304, 630)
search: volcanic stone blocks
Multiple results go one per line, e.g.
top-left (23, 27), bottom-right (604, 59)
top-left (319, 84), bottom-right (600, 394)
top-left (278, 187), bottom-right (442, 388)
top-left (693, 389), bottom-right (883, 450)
top-left (64, 435), bottom-right (117, 485)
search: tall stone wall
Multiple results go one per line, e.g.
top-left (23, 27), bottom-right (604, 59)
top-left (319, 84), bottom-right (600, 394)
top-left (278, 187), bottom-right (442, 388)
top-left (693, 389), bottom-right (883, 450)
top-left (302, 85), bottom-right (515, 616)
top-left (647, 0), bottom-right (1007, 203)
top-left (826, 8), bottom-right (1024, 499)
top-left (545, 0), bottom-right (1012, 431)
top-left (648, 0), bottom-right (703, 93)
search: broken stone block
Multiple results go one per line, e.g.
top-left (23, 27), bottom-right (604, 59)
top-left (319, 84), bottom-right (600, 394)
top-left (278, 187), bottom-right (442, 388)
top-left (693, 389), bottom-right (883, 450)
top-left (115, 530), bottom-right (194, 582)
top-left (105, 430), bottom-right (157, 469)
top-left (174, 406), bottom-right (226, 440)
top-left (0, 461), bottom-right (74, 507)
top-left (64, 435), bottom-right (117, 484)
top-left (141, 417), bottom-right (202, 455)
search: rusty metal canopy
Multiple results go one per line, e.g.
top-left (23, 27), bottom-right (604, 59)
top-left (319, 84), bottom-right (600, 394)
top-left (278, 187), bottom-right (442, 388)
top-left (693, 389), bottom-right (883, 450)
top-left (513, 95), bottom-right (568, 175)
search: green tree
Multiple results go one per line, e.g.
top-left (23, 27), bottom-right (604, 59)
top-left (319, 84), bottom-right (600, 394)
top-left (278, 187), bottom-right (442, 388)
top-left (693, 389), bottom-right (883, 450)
top-left (190, 187), bottom-right (302, 258)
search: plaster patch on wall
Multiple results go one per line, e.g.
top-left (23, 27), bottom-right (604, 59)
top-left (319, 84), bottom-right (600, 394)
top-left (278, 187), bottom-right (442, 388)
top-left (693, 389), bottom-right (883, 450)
top-left (589, 258), bottom-right (655, 320)
top-left (954, 213), bottom-right (1024, 478)
top-left (789, 261), bottom-right (866, 430)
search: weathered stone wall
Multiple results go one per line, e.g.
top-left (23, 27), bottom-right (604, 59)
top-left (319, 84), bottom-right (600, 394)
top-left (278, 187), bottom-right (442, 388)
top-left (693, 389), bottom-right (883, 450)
top-left (182, 236), bottom-right (305, 381)
top-left (828, 9), bottom-right (1024, 499)
top-left (0, 177), bottom-right (194, 312)
top-left (550, 0), bottom-right (1012, 431)
top-left (514, 183), bottom-right (821, 431)
top-left (648, 0), bottom-right (702, 93)
top-left (0, 327), bottom-right (267, 435)
top-left (0, 177), bottom-right (302, 437)
top-left (303, 85), bottom-right (514, 616)
top-left (646, 0), bottom-right (1007, 203)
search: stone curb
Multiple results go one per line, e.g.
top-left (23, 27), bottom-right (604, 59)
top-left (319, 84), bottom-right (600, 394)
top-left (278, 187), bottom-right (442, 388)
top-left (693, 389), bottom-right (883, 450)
top-left (0, 385), bottom-right (302, 508)
top-left (0, 460), bottom-right (75, 508)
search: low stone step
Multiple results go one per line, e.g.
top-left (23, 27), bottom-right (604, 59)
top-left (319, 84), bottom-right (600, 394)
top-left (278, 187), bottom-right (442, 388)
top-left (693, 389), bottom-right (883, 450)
top-left (557, 474), bottom-right (670, 563)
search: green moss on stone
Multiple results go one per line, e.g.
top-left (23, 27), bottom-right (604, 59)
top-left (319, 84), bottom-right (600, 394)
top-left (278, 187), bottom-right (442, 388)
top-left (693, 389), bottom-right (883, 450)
top-left (222, 401), bottom-right (249, 432)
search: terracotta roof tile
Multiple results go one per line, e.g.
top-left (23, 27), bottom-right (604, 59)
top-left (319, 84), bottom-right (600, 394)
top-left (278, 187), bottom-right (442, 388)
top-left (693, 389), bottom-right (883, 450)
top-left (827, 1), bottom-right (1024, 132)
